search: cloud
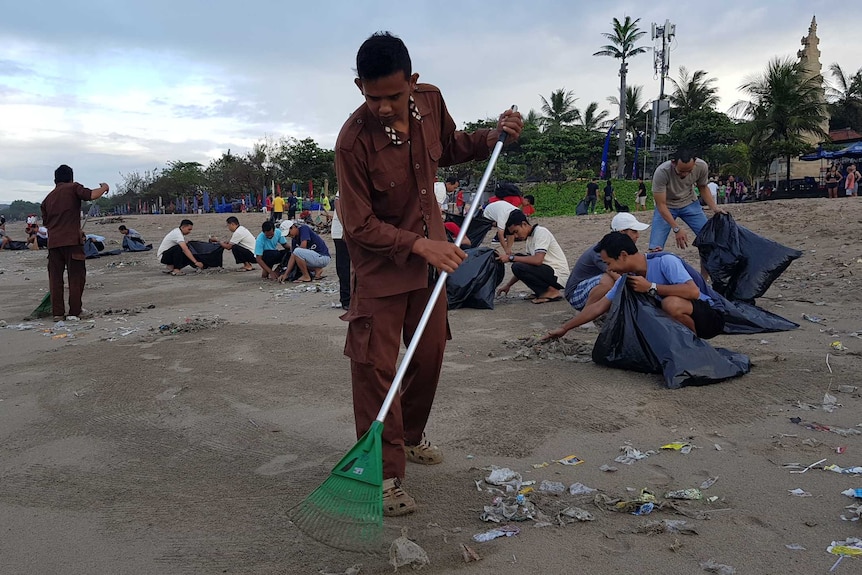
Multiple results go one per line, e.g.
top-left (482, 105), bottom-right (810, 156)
top-left (0, 1), bottom-right (859, 203)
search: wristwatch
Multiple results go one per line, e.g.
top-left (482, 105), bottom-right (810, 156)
top-left (508, 254), bottom-right (515, 262)
top-left (648, 282), bottom-right (658, 297)
top-left (672, 226), bottom-right (681, 233)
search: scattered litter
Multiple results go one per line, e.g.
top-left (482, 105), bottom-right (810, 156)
top-left (699, 558), bottom-right (736, 574)
top-left (155, 317), bottom-right (226, 334)
top-left (612, 489), bottom-right (657, 515)
top-left (802, 313), bottom-right (824, 323)
top-left (785, 544), bottom-right (806, 551)
top-left (790, 418), bottom-right (861, 437)
top-left (823, 393), bottom-right (841, 413)
top-left (838, 385), bottom-right (858, 394)
top-left (319, 565), bottom-right (361, 575)
top-left (538, 480), bottom-right (566, 494)
top-left (389, 528), bottom-right (429, 570)
top-left (832, 341), bottom-right (848, 352)
top-left (502, 336), bottom-right (593, 362)
top-left (558, 506), bottom-right (594, 524)
top-left (568, 482), bottom-right (596, 496)
top-left (788, 458), bottom-right (828, 474)
top-left (788, 488), bottom-right (812, 497)
top-left (841, 489), bottom-right (862, 499)
top-left (826, 537), bottom-right (862, 572)
top-left (700, 477), bottom-right (719, 489)
top-left (636, 519), bottom-right (697, 535)
top-left (665, 488), bottom-right (703, 500)
top-left (837, 446), bottom-right (847, 454)
top-left (531, 462), bottom-right (549, 469)
top-left (460, 544), bottom-right (481, 563)
top-left (706, 496), bottom-right (719, 503)
top-left (615, 444), bottom-right (655, 465)
top-left (714, 444), bottom-right (723, 451)
top-left (556, 455), bottom-right (584, 466)
top-left (661, 442), bottom-right (691, 453)
top-left (472, 525), bottom-right (520, 543)
top-left (599, 464), bottom-right (618, 472)
top-left (825, 465), bottom-right (862, 475)
top-left (843, 504), bottom-right (862, 522)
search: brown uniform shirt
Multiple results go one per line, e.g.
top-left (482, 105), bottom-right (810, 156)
top-left (40, 182), bottom-right (94, 249)
top-left (335, 83), bottom-right (492, 298)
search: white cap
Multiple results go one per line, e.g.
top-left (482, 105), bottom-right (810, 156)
top-left (610, 212), bottom-right (650, 231)
top-left (279, 220), bottom-right (295, 233)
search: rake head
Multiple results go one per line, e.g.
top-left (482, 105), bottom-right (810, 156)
top-left (288, 421), bottom-right (385, 553)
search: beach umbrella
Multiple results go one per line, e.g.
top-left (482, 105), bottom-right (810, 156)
top-left (832, 141), bottom-right (862, 158)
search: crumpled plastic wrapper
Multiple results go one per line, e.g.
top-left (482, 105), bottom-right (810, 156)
top-left (389, 528), bottom-right (430, 571)
top-left (472, 524), bottom-right (520, 543)
top-left (568, 482), bottom-right (596, 496)
top-left (483, 466), bottom-right (523, 493)
top-left (635, 519), bottom-right (698, 535)
top-left (615, 445), bottom-right (656, 465)
top-left (558, 506), bottom-right (594, 525)
top-left (538, 480), bottom-right (566, 494)
top-left (699, 558), bottom-right (736, 574)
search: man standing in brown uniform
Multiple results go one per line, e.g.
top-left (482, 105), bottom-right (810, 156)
top-left (40, 165), bottom-right (109, 320)
top-left (335, 32), bottom-right (522, 516)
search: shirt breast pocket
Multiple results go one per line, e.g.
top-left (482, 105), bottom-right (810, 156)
top-left (428, 141), bottom-right (442, 163)
top-left (370, 167), bottom-right (409, 218)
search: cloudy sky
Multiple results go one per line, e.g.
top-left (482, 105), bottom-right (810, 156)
top-left (1, 1), bottom-right (858, 204)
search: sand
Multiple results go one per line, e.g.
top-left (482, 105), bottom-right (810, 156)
top-left (1, 199), bottom-right (861, 574)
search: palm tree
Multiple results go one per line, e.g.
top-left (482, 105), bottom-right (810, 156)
top-left (594, 16), bottom-right (648, 178)
top-left (734, 57), bottom-right (829, 186)
top-left (524, 109), bottom-right (543, 130)
top-left (607, 85), bottom-right (650, 138)
top-left (668, 66), bottom-right (720, 118)
top-left (539, 88), bottom-right (579, 132)
top-left (578, 102), bottom-right (611, 132)
top-left (826, 62), bottom-right (862, 131)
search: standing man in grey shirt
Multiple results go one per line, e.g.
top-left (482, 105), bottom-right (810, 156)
top-left (649, 148), bottom-right (725, 252)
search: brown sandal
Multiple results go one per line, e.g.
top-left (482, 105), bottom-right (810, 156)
top-left (403, 435), bottom-right (444, 465)
top-left (383, 478), bottom-right (416, 517)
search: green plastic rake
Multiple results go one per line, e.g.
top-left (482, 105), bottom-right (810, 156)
top-left (288, 114), bottom-right (514, 552)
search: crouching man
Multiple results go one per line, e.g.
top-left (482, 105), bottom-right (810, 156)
top-left (543, 231), bottom-right (725, 341)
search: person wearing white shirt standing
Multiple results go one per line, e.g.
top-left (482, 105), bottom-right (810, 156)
top-left (496, 210), bottom-right (570, 304)
top-left (481, 199), bottom-right (519, 255)
top-left (331, 193), bottom-right (351, 310)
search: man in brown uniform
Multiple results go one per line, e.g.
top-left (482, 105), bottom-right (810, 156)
top-left (335, 32), bottom-right (522, 516)
top-left (40, 165), bottom-right (109, 320)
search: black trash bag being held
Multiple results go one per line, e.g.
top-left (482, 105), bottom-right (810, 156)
top-left (188, 241), bottom-right (224, 268)
top-left (647, 252), bottom-right (798, 334)
top-left (445, 213), bottom-right (494, 247)
top-left (694, 212), bottom-right (802, 303)
top-left (592, 282), bottom-right (750, 389)
top-left (446, 247), bottom-right (505, 310)
top-left (575, 199), bottom-right (588, 216)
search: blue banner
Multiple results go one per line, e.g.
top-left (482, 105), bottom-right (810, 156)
top-left (600, 123), bottom-right (615, 179)
top-left (632, 132), bottom-right (644, 180)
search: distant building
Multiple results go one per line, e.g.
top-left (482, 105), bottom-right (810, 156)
top-left (772, 16), bottom-right (830, 182)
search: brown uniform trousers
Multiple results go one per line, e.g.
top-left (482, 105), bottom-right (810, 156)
top-left (344, 286), bottom-right (448, 480)
top-left (48, 245), bottom-right (86, 317)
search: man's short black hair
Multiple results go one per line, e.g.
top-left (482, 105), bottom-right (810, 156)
top-left (505, 209), bottom-right (529, 232)
top-left (356, 31), bottom-right (411, 81)
top-left (180, 219), bottom-right (194, 228)
top-left (445, 176), bottom-right (458, 184)
top-left (261, 221), bottom-right (274, 232)
top-left (524, 194), bottom-right (535, 204)
top-left (226, 216), bottom-right (239, 226)
top-left (118, 225), bottom-right (127, 231)
top-left (594, 231), bottom-right (638, 259)
top-left (54, 164), bottom-right (73, 184)
top-left (671, 148), bottom-right (696, 163)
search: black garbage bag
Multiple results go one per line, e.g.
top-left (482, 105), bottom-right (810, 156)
top-left (122, 236), bottom-right (152, 252)
top-left (4, 240), bottom-right (29, 250)
top-left (447, 247), bottom-right (505, 310)
top-left (188, 241), bottom-right (224, 268)
top-left (445, 213), bottom-right (494, 247)
top-left (83, 237), bottom-right (104, 258)
top-left (647, 252), bottom-right (798, 334)
top-left (592, 283), bottom-right (750, 389)
top-left (694, 212), bottom-right (802, 302)
top-left (575, 199), bottom-right (588, 216)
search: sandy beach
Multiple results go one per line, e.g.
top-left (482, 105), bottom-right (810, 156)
top-left (2, 199), bottom-right (862, 574)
